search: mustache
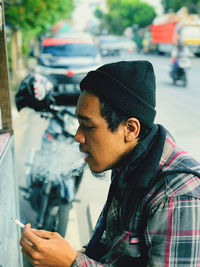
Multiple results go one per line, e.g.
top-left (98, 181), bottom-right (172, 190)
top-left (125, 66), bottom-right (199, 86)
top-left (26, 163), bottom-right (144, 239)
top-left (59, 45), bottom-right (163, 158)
top-left (79, 145), bottom-right (90, 156)
top-left (79, 145), bottom-right (85, 153)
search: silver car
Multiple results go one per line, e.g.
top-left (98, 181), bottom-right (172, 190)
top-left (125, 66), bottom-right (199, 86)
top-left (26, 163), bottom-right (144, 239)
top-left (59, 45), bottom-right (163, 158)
top-left (35, 34), bottom-right (102, 98)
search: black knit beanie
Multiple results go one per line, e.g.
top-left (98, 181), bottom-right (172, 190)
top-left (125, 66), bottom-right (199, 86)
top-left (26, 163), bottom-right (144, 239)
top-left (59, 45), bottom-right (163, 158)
top-left (80, 60), bottom-right (156, 128)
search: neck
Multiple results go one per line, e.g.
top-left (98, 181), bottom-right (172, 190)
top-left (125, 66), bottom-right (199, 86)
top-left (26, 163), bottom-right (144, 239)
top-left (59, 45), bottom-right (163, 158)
top-left (114, 142), bottom-right (138, 170)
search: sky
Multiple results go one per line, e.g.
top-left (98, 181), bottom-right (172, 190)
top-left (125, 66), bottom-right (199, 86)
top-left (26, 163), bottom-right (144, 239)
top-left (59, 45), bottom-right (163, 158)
top-left (146, 0), bottom-right (163, 15)
top-left (72, 0), bottom-right (107, 31)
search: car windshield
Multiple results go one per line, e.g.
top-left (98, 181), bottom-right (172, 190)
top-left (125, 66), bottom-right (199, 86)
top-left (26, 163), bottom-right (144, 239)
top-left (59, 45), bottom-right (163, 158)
top-left (42, 43), bottom-right (98, 57)
top-left (100, 38), bottom-right (118, 44)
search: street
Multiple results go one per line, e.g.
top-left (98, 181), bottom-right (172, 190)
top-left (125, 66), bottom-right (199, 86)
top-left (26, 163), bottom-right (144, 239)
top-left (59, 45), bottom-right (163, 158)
top-left (12, 52), bottom-right (200, 257)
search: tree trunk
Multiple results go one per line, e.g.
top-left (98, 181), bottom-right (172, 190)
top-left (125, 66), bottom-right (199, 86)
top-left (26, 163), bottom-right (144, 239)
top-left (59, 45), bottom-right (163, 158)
top-left (10, 28), bottom-right (18, 87)
top-left (0, 0), bottom-right (13, 133)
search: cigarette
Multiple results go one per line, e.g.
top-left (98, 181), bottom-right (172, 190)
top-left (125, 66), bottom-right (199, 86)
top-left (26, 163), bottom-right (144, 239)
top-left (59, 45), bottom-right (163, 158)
top-left (11, 217), bottom-right (25, 228)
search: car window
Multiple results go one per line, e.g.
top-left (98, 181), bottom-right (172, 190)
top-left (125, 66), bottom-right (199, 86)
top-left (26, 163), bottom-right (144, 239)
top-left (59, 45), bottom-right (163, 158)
top-left (42, 43), bottom-right (99, 57)
top-left (100, 38), bottom-right (118, 44)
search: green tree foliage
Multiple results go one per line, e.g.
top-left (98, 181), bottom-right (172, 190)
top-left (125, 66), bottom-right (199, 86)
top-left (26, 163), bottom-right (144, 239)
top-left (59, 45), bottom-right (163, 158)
top-left (100, 0), bottom-right (156, 35)
top-left (162, 0), bottom-right (200, 13)
top-left (5, 0), bottom-right (74, 36)
top-left (4, 0), bottom-right (74, 58)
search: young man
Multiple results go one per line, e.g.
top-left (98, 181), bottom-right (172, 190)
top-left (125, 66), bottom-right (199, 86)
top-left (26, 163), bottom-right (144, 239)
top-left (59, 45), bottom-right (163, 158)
top-left (20, 61), bottom-right (200, 266)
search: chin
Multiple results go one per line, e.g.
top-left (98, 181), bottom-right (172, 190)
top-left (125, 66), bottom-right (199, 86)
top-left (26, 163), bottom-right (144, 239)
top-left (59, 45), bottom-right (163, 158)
top-left (89, 167), bottom-right (104, 174)
top-left (91, 170), bottom-right (108, 179)
top-left (88, 164), bottom-right (108, 174)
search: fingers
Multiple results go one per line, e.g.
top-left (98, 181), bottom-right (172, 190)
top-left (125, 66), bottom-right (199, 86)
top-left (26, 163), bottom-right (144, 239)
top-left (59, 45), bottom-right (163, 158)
top-left (20, 224), bottom-right (33, 246)
top-left (21, 247), bottom-right (40, 267)
top-left (22, 224), bottom-right (42, 246)
top-left (21, 248), bottom-right (34, 264)
top-left (31, 228), bottom-right (60, 240)
top-left (21, 224), bottom-right (61, 249)
top-left (20, 237), bottom-right (35, 254)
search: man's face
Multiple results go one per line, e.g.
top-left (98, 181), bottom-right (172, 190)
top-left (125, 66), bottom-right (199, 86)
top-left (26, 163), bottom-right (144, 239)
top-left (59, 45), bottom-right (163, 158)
top-left (75, 91), bottom-right (130, 173)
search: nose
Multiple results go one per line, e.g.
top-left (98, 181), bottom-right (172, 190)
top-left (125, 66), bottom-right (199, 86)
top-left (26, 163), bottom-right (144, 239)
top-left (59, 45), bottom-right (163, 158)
top-left (74, 126), bottom-right (85, 144)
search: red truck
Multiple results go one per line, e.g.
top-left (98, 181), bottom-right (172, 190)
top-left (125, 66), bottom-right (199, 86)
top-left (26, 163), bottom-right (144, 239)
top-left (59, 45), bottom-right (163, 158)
top-left (151, 22), bottom-right (178, 54)
top-left (149, 20), bottom-right (200, 56)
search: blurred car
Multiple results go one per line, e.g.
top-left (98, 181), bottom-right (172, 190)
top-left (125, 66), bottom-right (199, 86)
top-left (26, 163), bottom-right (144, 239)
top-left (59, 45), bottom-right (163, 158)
top-left (98, 35), bottom-right (121, 56)
top-left (117, 36), bottom-right (137, 53)
top-left (35, 34), bottom-right (102, 101)
top-left (98, 35), bottom-right (137, 56)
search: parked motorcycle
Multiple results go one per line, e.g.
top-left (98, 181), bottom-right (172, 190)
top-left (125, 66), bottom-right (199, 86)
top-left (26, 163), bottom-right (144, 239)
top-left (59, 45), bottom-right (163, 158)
top-left (15, 73), bottom-right (85, 236)
top-left (170, 56), bottom-right (191, 87)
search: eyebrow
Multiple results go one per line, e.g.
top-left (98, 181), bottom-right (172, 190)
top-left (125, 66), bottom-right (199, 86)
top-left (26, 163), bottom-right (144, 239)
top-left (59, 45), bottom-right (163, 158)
top-left (76, 114), bottom-right (92, 121)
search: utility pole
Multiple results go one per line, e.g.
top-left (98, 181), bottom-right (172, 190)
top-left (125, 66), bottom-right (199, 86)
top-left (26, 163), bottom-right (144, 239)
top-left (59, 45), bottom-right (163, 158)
top-left (0, 3), bottom-right (23, 267)
top-left (0, 0), bottom-right (13, 134)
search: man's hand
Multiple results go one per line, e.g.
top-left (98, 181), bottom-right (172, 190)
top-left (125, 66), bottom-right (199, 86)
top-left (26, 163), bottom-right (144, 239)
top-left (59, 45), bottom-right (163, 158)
top-left (20, 224), bottom-right (78, 267)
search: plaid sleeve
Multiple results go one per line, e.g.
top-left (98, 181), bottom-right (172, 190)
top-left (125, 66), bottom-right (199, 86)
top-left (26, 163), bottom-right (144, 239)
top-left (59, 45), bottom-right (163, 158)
top-left (146, 195), bottom-right (200, 266)
top-left (72, 252), bottom-right (109, 267)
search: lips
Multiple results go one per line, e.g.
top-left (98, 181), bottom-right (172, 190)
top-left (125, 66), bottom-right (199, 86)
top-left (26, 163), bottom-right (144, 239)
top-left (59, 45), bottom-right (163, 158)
top-left (83, 152), bottom-right (90, 159)
top-left (79, 148), bottom-right (91, 161)
top-left (83, 153), bottom-right (91, 163)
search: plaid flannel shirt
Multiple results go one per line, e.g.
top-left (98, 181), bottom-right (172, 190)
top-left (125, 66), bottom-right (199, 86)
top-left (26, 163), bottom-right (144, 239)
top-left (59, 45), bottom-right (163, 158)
top-left (72, 133), bottom-right (200, 267)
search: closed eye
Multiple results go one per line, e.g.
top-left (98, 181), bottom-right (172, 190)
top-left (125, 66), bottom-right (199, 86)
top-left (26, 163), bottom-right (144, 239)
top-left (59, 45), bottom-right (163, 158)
top-left (78, 122), bottom-right (95, 130)
top-left (82, 125), bottom-right (95, 130)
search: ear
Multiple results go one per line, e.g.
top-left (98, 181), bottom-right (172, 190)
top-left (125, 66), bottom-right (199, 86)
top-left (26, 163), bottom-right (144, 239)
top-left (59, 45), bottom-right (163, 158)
top-left (124, 118), bottom-right (140, 142)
